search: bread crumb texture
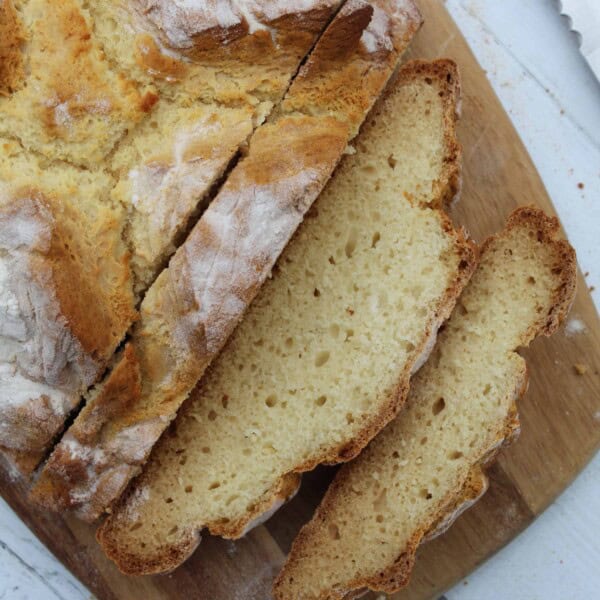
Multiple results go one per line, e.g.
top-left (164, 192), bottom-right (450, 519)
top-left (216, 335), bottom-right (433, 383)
top-left (0, 0), bottom-right (341, 471)
top-left (32, 0), bottom-right (422, 523)
top-left (97, 58), bottom-right (476, 576)
top-left (273, 207), bottom-right (576, 600)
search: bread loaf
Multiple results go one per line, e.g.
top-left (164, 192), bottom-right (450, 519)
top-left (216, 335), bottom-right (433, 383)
top-left (0, 0), bottom-right (341, 472)
top-left (32, 0), bottom-right (423, 522)
top-left (96, 58), bottom-right (476, 575)
top-left (273, 207), bottom-right (576, 600)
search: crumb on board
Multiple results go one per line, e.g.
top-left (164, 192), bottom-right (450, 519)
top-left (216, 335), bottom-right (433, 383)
top-left (577, 182), bottom-right (585, 190)
top-left (565, 318), bottom-right (586, 336)
top-left (573, 363), bottom-right (588, 376)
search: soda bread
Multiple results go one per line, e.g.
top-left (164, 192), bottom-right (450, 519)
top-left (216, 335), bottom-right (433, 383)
top-left (96, 59), bottom-right (476, 575)
top-left (31, 0), bottom-right (423, 521)
top-left (273, 207), bottom-right (577, 600)
top-left (0, 0), bottom-right (341, 472)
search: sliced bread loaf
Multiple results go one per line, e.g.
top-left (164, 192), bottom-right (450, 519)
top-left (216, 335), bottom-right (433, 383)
top-left (273, 207), bottom-right (577, 600)
top-left (31, 0), bottom-right (423, 521)
top-left (0, 0), bottom-right (340, 472)
top-left (95, 59), bottom-right (476, 575)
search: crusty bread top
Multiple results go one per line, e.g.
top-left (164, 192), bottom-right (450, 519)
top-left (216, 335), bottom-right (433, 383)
top-left (0, 0), bottom-right (24, 96)
top-left (273, 207), bottom-right (577, 600)
top-left (0, 139), bottom-right (136, 472)
top-left (31, 0), bottom-right (422, 523)
top-left (1, 0), bottom-right (340, 473)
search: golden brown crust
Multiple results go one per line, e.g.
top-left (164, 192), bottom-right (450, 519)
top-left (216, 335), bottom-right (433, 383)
top-left (0, 0), bottom-right (25, 96)
top-left (280, 0), bottom-right (423, 135)
top-left (30, 345), bottom-right (141, 514)
top-left (274, 207), bottom-right (578, 599)
top-left (0, 189), bottom-right (136, 472)
top-left (135, 2), bottom-right (339, 63)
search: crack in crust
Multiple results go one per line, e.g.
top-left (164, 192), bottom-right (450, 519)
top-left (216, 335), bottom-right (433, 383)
top-left (0, 190), bottom-right (135, 472)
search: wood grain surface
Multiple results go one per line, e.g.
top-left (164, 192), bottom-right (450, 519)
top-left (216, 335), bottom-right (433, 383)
top-left (1, 1), bottom-right (599, 599)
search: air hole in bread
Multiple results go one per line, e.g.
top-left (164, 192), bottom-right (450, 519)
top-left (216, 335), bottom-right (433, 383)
top-left (208, 410), bottom-right (217, 421)
top-left (328, 524), bottom-right (341, 540)
top-left (315, 395), bottom-right (327, 407)
top-left (221, 395), bottom-right (229, 409)
top-left (314, 288), bottom-right (321, 297)
top-left (371, 232), bottom-right (381, 248)
top-left (265, 395), bottom-right (278, 408)
top-left (209, 482), bottom-right (221, 490)
top-left (201, 446), bottom-right (210, 454)
top-left (419, 489), bottom-right (433, 500)
top-left (315, 351), bottom-right (330, 367)
top-left (345, 228), bottom-right (358, 258)
top-left (432, 397), bottom-right (446, 416)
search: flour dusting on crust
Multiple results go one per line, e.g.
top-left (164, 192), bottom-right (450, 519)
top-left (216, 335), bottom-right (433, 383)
top-left (172, 166), bottom-right (321, 355)
top-left (0, 195), bottom-right (99, 460)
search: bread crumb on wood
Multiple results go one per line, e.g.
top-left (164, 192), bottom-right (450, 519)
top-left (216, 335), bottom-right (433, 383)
top-left (573, 363), bottom-right (588, 376)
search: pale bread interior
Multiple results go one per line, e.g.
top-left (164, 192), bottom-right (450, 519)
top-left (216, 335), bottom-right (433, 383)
top-left (274, 208), bottom-right (576, 599)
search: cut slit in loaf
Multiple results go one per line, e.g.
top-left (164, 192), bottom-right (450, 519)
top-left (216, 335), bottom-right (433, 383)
top-left (273, 206), bottom-right (577, 600)
top-left (96, 58), bottom-right (477, 576)
top-left (0, 0), bottom-right (342, 473)
top-left (31, 0), bottom-right (423, 522)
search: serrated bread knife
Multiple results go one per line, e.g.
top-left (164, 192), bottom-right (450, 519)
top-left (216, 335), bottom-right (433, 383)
top-left (560, 0), bottom-right (600, 80)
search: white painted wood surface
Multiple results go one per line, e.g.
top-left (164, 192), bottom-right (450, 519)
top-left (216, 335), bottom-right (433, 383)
top-left (1, 1), bottom-right (598, 598)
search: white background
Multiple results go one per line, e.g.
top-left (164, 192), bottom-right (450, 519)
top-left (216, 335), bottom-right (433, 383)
top-left (1, 1), bottom-right (598, 598)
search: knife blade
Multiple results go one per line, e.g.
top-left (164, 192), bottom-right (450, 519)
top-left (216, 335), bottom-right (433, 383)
top-left (560, 0), bottom-right (600, 80)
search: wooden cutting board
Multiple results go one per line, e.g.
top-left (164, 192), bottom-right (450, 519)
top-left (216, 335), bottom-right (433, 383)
top-left (1, 2), bottom-right (599, 599)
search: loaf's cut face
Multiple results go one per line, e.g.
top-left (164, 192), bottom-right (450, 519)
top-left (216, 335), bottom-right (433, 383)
top-left (0, 0), bottom-right (341, 472)
top-left (97, 59), bottom-right (475, 575)
top-left (32, 0), bottom-right (422, 524)
top-left (273, 207), bottom-right (576, 600)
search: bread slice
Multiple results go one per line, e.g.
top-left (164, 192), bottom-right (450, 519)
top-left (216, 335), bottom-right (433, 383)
top-left (273, 207), bottom-right (577, 600)
top-left (0, 0), bottom-right (341, 472)
top-left (31, 0), bottom-right (423, 522)
top-left (95, 59), bottom-right (476, 575)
